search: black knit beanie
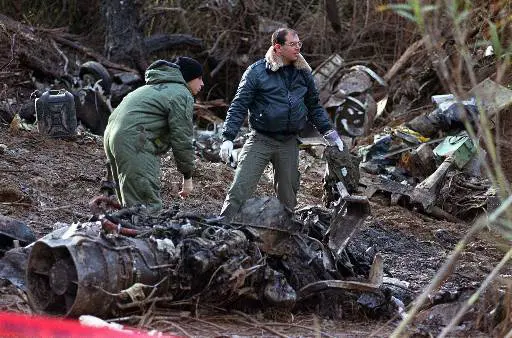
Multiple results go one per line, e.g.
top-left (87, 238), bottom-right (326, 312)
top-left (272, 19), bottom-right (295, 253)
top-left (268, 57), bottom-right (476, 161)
top-left (175, 57), bottom-right (203, 82)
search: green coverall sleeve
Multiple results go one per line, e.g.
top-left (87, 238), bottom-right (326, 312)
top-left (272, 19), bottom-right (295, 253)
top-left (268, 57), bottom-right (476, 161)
top-left (167, 93), bottom-right (195, 178)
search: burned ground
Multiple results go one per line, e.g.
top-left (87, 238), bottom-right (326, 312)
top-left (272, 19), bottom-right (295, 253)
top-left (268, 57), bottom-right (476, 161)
top-left (1, 2), bottom-right (511, 335)
top-left (0, 122), bottom-right (509, 337)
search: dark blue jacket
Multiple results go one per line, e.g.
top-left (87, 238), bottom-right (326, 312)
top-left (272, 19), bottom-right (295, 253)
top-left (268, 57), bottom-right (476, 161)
top-left (222, 58), bottom-right (332, 141)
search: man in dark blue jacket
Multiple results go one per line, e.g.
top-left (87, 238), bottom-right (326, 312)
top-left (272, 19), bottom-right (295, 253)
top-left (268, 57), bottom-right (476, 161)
top-left (219, 28), bottom-right (344, 219)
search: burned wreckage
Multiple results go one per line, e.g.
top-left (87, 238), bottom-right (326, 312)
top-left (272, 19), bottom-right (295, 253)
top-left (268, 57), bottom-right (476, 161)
top-left (21, 151), bottom-right (395, 319)
top-left (5, 53), bottom-right (506, 323)
top-left (10, 55), bottom-right (404, 319)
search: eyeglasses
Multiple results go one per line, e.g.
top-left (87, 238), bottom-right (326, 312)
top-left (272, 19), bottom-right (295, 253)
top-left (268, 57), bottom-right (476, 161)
top-left (284, 41), bottom-right (302, 48)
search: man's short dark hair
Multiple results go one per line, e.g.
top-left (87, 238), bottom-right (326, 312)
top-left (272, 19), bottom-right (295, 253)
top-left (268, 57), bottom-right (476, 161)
top-left (271, 28), bottom-right (298, 45)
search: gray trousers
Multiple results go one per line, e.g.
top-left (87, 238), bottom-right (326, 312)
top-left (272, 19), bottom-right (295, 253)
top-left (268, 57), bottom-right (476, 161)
top-left (220, 132), bottom-right (300, 220)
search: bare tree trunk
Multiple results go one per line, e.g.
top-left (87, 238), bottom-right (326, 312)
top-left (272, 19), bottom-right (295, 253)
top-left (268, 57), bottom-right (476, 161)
top-left (101, 0), bottom-right (147, 73)
top-left (325, 0), bottom-right (341, 33)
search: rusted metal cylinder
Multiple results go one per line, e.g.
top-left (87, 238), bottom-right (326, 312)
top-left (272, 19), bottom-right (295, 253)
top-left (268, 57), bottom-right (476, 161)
top-left (26, 225), bottom-right (170, 318)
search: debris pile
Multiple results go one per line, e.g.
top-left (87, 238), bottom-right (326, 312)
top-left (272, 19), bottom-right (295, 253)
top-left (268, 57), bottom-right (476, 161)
top-left (354, 79), bottom-right (512, 222)
top-left (19, 194), bottom-right (400, 319)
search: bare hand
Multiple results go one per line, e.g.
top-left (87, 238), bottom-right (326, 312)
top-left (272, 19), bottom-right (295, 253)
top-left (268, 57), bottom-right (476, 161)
top-left (179, 178), bottom-right (193, 199)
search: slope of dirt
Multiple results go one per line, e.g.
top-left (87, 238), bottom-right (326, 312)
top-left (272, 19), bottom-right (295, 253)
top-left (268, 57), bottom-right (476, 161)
top-left (0, 121), bottom-right (510, 337)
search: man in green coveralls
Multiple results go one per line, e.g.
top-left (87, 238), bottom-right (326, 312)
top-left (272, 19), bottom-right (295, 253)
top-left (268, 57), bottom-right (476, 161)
top-left (104, 57), bottom-right (204, 212)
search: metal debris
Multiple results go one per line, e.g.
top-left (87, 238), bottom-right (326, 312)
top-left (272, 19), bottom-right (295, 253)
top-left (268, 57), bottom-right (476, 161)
top-left (23, 195), bottom-right (394, 318)
top-left (355, 80), bottom-right (510, 222)
top-left (322, 145), bottom-right (361, 205)
top-left (312, 54), bottom-right (387, 138)
top-left (0, 215), bottom-right (36, 253)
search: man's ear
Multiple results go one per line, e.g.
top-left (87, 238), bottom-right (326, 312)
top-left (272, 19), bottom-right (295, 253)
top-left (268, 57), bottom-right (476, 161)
top-left (274, 43), bottom-right (282, 55)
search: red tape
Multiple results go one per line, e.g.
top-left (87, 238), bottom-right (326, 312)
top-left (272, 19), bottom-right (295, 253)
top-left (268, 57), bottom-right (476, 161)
top-left (0, 312), bottom-right (180, 337)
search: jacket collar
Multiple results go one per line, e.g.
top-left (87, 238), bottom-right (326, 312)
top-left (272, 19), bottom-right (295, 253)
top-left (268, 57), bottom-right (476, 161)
top-left (264, 46), bottom-right (312, 72)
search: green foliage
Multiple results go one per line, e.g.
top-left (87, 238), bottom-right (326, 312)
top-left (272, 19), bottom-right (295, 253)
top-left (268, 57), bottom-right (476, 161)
top-left (381, 1), bottom-right (512, 336)
top-left (446, 0), bottom-right (472, 26)
top-left (378, 0), bottom-right (437, 32)
top-left (487, 20), bottom-right (512, 61)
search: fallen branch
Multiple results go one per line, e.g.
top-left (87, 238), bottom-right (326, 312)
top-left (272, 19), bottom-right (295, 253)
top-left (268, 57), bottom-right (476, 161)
top-left (50, 38), bottom-right (69, 75)
top-left (384, 36), bottom-right (427, 82)
top-left (152, 318), bottom-right (217, 336)
top-left (18, 51), bottom-right (63, 78)
top-left (116, 297), bottom-right (174, 310)
top-left (185, 316), bottom-right (227, 332)
top-left (208, 30), bottom-right (229, 56)
top-left (0, 72), bottom-right (22, 78)
top-left (157, 320), bottom-right (192, 337)
top-left (429, 205), bottom-right (464, 223)
top-left (0, 33), bottom-right (15, 72)
top-left (15, 289), bottom-right (33, 314)
top-left (50, 34), bottom-right (138, 74)
top-left (105, 315), bottom-right (142, 323)
top-left (143, 33), bottom-right (203, 55)
top-left (138, 301), bottom-right (155, 329)
top-left (210, 58), bottom-right (227, 79)
top-left (231, 310), bottom-right (288, 338)
top-left (266, 322), bottom-right (336, 338)
top-left (0, 201), bottom-right (31, 207)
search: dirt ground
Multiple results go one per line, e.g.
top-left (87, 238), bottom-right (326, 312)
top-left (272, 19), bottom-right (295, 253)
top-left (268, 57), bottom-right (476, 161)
top-left (0, 118), bottom-right (510, 337)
